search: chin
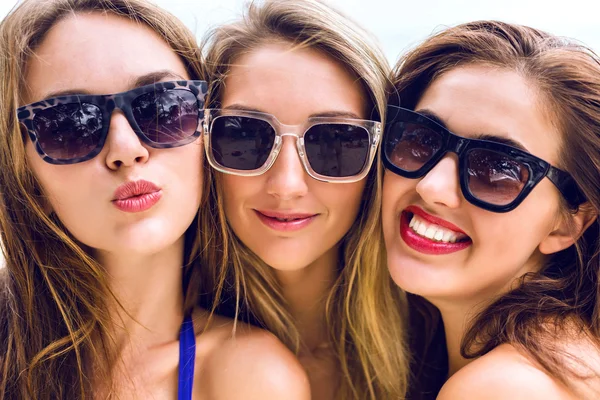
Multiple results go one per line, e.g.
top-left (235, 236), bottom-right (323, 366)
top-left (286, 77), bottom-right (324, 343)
top-left (103, 220), bottom-right (187, 255)
top-left (108, 234), bottom-right (181, 256)
top-left (256, 252), bottom-right (315, 272)
top-left (386, 249), bottom-right (462, 300)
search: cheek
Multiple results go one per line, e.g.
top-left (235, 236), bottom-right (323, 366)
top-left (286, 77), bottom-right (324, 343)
top-left (26, 141), bottom-right (107, 247)
top-left (171, 142), bottom-right (204, 199)
top-left (30, 165), bottom-right (98, 240)
top-left (316, 178), bottom-right (365, 217)
top-left (220, 174), bottom-right (261, 223)
top-left (382, 171), bottom-right (415, 234)
top-left (26, 145), bottom-right (86, 212)
top-left (471, 192), bottom-right (559, 268)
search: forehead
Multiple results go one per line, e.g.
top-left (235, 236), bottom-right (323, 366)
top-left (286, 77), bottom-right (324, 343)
top-left (220, 42), bottom-right (367, 124)
top-left (416, 64), bottom-right (562, 164)
top-left (24, 12), bottom-right (189, 103)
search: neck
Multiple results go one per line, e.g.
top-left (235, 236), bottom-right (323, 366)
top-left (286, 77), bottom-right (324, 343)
top-left (95, 238), bottom-right (186, 354)
top-left (431, 255), bottom-right (545, 377)
top-left (433, 301), bottom-right (475, 377)
top-left (273, 246), bottom-right (339, 353)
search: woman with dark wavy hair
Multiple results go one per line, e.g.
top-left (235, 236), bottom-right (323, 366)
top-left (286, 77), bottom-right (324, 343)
top-left (382, 21), bottom-right (600, 399)
top-left (0, 0), bottom-right (309, 398)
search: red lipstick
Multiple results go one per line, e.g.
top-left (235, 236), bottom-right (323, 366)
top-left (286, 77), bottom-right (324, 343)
top-left (405, 205), bottom-right (467, 234)
top-left (400, 206), bottom-right (471, 255)
top-left (112, 180), bottom-right (162, 213)
top-left (255, 210), bottom-right (317, 232)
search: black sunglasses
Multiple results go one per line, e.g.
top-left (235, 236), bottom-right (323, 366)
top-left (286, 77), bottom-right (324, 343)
top-left (17, 80), bottom-right (207, 165)
top-left (203, 108), bottom-right (381, 183)
top-left (383, 106), bottom-right (586, 213)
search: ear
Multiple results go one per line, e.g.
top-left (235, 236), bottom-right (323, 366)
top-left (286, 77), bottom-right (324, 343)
top-left (539, 203), bottom-right (597, 255)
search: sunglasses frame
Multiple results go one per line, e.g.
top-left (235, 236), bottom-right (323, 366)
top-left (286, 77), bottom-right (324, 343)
top-left (383, 106), bottom-right (586, 212)
top-left (17, 80), bottom-right (208, 165)
top-left (203, 108), bottom-right (381, 183)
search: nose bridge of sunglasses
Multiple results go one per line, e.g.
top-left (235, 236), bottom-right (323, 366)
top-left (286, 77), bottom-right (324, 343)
top-left (418, 131), bottom-right (469, 173)
top-left (107, 108), bottom-right (138, 137)
top-left (271, 133), bottom-right (307, 159)
top-left (278, 119), bottom-right (310, 154)
top-left (446, 131), bottom-right (469, 155)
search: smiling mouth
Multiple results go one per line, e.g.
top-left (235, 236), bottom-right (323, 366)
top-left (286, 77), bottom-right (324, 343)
top-left (270, 216), bottom-right (307, 222)
top-left (406, 211), bottom-right (471, 243)
top-left (399, 210), bottom-right (472, 256)
top-left (254, 210), bottom-right (318, 232)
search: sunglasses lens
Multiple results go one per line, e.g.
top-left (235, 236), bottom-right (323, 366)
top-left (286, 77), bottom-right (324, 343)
top-left (132, 89), bottom-right (199, 144)
top-left (303, 124), bottom-right (370, 177)
top-left (466, 149), bottom-right (529, 206)
top-left (384, 121), bottom-right (443, 172)
top-left (210, 116), bottom-right (275, 171)
top-left (33, 103), bottom-right (104, 161)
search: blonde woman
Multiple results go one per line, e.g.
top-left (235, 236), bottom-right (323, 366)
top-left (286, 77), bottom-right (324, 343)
top-left (0, 0), bottom-right (309, 398)
top-left (200, 1), bottom-right (409, 398)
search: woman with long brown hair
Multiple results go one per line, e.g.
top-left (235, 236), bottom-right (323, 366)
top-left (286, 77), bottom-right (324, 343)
top-left (0, 0), bottom-right (309, 398)
top-left (382, 21), bottom-right (600, 399)
top-left (199, 0), bottom-right (409, 398)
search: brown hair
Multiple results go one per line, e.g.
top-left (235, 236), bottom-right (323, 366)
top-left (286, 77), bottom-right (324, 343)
top-left (391, 20), bottom-right (600, 396)
top-left (0, 0), bottom-right (206, 398)
top-left (199, 1), bottom-right (409, 399)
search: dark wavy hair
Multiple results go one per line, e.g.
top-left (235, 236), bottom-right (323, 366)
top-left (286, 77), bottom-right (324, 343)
top-left (391, 21), bottom-right (600, 398)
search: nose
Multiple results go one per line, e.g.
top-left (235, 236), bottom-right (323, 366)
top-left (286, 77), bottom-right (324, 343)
top-left (104, 112), bottom-right (149, 170)
top-left (265, 136), bottom-right (308, 200)
top-left (415, 154), bottom-right (462, 209)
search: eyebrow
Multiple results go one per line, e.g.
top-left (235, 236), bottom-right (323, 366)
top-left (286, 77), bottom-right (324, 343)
top-left (310, 110), bottom-right (363, 119)
top-left (416, 108), bottom-right (529, 152)
top-left (222, 104), bottom-right (362, 120)
top-left (41, 70), bottom-right (186, 100)
top-left (131, 70), bottom-right (186, 89)
top-left (222, 104), bottom-right (264, 113)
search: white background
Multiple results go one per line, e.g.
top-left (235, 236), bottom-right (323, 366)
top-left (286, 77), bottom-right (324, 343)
top-left (1, 0), bottom-right (600, 266)
top-left (1, 0), bottom-right (600, 62)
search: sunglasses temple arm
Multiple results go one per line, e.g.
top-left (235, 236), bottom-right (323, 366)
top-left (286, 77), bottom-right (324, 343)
top-left (546, 166), bottom-right (587, 209)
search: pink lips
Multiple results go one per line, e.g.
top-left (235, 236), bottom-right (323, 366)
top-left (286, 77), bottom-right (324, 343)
top-left (112, 180), bottom-right (162, 213)
top-left (400, 206), bottom-right (472, 255)
top-left (254, 210), bottom-right (317, 232)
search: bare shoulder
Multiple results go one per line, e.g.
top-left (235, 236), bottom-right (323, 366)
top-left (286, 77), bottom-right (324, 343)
top-left (437, 344), bottom-right (577, 400)
top-left (196, 312), bottom-right (310, 400)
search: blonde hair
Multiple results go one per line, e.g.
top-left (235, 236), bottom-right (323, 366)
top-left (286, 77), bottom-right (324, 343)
top-left (200, 1), bottom-right (409, 398)
top-left (0, 0), bottom-right (207, 398)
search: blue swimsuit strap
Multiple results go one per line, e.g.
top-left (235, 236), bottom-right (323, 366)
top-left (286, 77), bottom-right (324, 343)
top-left (178, 314), bottom-right (196, 400)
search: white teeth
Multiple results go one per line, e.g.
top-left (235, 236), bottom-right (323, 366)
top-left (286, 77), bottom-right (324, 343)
top-left (413, 219), bottom-right (421, 230)
top-left (442, 231), bottom-right (453, 242)
top-left (408, 214), bottom-right (464, 244)
top-left (424, 226), bottom-right (437, 239)
top-left (409, 217), bottom-right (416, 229)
